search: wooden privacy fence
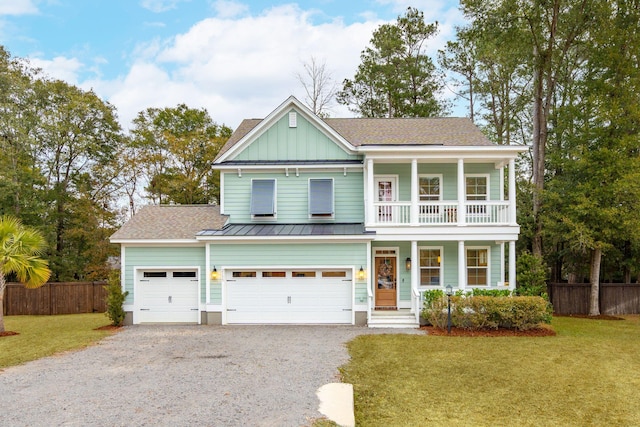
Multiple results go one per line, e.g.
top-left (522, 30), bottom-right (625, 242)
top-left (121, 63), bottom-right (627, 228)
top-left (2, 282), bottom-right (108, 316)
top-left (548, 283), bottom-right (640, 315)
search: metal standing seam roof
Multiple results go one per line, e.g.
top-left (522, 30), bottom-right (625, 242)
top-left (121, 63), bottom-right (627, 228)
top-left (197, 223), bottom-right (373, 237)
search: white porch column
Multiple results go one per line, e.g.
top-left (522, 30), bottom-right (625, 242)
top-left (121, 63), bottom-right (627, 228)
top-left (411, 159), bottom-right (419, 226)
top-left (499, 166), bottom-right (505, 201)
top-left (205, 243), bottom-right (211, 304)
top-left (500, 242), bottom-right (506, 287)
top-left (509, 240), bottom-right (517, 291)
top-left (457, 158), bottom-right (465, 225)
top-left (411, 240), bottom-right (419, 321)
top-left (367, 158), bottom-right (374, 226)
top-left (458, 240), bottom-right (466, 291)
top-left (508, 159), bottom-right (517, 225)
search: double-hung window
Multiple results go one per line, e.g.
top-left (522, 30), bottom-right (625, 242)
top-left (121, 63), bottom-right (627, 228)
top-left (466, 175), bottom-right (489, 216)
top-left (419, 248), bottom-right (442, 286)
top-left (309, 178), bottom-right (334, 218)
top-left (251, 179), bottom-right (276, 219)
top-left (419, 175), bottom-right (441, 215)
top-left (467, 248), bottom-right (489, 286)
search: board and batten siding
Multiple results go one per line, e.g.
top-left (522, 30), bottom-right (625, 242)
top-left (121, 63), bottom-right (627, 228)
top-left (209, 242), bottom-right (368, 305)
top-left (374, 163), bottom-right (501, 201)
top-left (233, 108), bottom-right (360, 162)
top-left (223, 171), bottom-right (364, 223)
top-left (123, 246), bottom-right (206, 304)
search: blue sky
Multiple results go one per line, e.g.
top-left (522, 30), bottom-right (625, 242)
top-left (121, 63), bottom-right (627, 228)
top-left (0, 0), bottom-right (465, 129)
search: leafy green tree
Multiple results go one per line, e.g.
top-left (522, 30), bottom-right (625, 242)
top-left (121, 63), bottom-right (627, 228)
top-left (0, 216), bottom-right (51, 332)
top-left (337, 7), bottom-right (448, 118)
top-left (130, 104), bottom-right (232, 205)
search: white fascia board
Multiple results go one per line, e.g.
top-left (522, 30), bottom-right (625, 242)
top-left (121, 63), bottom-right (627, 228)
top-left (215, 96), bottom-right (357, 163)
top-left (196, 236), bottom-right (375, 243)
top-left (111, 239), bottom-right (204, 246)
top-left (369, 226), bottom-right (521, 242)
top-left (361, 145), bottom-right (528, 161)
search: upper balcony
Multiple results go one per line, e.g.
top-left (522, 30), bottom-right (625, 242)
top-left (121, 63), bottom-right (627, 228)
top-left (372, 200), bottom-right (512, 226)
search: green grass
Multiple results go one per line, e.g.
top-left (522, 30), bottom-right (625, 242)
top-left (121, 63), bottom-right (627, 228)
top-left (340, 316), bottom-right (640, 427)
top-left (0, 313), bottom-right (116, 369)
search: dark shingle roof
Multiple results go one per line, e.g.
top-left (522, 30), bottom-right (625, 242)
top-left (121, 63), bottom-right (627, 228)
top-left (197, 223), bottom-right (372, 237)
top-left (110, 205), bottom-right (228, 241)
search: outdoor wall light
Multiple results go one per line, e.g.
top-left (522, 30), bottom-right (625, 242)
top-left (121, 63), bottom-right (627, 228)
top-left (210, 266), bottom-right (220, 281)
top-left (405, 257), bottom-right (411, 271)
top-left (357, 266), bottom-right (366, 281)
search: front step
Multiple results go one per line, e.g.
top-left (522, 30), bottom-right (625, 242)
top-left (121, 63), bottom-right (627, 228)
top-left (368, 312), bottom-right (419, 329)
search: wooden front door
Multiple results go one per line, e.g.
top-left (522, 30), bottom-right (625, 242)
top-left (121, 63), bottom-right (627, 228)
top-left (375, 256), bottom-right (397, 308)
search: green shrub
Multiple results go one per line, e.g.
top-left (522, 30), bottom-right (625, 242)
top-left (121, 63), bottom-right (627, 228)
top-left (104, 270), bottom-right (129, 326)
top-left (469, 288), bottom-right (512, 297)
top-left (516, 251), bottom-right (548, 298)
top-left (422, 294), bottom-right (552, 331)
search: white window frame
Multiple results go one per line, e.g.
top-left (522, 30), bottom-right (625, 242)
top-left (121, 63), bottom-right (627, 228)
top-left (466, 246), bottom-right (491, 287)
top-left (418, 246), bottom-right (443, 287)
top-left (250, 178), bottom-right (277, 220)
top-left (308, 178), bottom-right (335, 219)
top-left (418, 174), bottom-right (443, 202)
top-left (464, 174), bottom-right (490, 201)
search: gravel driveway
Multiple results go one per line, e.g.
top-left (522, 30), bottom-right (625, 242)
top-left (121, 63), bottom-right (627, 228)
top-left (0, 325), bottom-right (422, 426)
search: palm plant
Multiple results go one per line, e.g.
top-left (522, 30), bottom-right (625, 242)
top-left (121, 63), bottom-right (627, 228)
top-left (0, 216), bottom-right (51, 332)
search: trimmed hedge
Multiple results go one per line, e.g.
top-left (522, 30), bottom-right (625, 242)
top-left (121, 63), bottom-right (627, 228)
top-left (422, 295), bottom-right (552, 331)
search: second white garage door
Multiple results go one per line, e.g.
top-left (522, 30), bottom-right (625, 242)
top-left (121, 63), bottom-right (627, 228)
top-left (225, 269), bottom-right (353, 324)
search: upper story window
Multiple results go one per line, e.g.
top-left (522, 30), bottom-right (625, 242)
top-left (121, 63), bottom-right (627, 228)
top-left (309, 178), bottom-right (334, 217)
top-left (251, 179), bottom-right (276, 219)
top-left (465, 175), bottom-right (488, 201)
top-left (419, 176), bottom-right (441, 201)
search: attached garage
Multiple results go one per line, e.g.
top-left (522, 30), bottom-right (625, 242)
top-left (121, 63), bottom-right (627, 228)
top-left (136, 269), bottom-right (200, 324)
top-left (225, 269), bottom-right (353, 324)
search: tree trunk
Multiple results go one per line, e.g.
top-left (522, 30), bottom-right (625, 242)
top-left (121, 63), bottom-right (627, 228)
top-left (589, 247), bottom-right (602, 316)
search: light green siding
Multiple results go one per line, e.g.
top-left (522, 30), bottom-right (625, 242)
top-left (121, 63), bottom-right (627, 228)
top-left (233, 108), bottom-right (360, 161)
top-left (209, 242), bottom-right (368, 305)
top-left (123, 246), bottom-right (206, 304)
top-left (223, 170), bottom-right (364, 223)
top-left (374, 162), bottom-right (501, 201)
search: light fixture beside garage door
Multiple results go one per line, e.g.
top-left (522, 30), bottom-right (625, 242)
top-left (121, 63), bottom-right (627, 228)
top-left (210, 266), bottom-right (220, 281)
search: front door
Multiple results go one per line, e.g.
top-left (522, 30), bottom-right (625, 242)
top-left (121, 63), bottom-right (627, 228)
top-left (375, 256), bottom-right (397, 308)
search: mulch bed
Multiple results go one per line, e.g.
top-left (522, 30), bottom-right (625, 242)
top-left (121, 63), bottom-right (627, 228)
top-left (0, 331), bottom-right (19, 338)
top-left (94, 325), bottom-right (123, 331)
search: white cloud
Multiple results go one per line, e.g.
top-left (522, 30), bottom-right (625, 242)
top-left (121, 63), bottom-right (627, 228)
top-left (0, 0), bottom-right (38, 15)
top-left (140, 0), bottom-right (188, 13)
top-left (212, 0), bottom-right (249, 19)
top-left (102, 4), bottom-right (382, 129)
top-left (29, 56), bottom-right (84, 84)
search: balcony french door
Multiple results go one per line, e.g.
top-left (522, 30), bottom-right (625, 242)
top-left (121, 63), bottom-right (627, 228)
top-left (375, 176), bottom-right (397, 223)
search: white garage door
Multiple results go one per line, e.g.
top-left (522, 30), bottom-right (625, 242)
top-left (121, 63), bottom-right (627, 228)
top-left (226, 269), bottom-right (352, 324)
top-left (137, 270), bottom-right (200, 324)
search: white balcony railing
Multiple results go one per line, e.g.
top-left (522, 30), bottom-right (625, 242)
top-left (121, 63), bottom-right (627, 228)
top-left (372, 201), bottom-right (512, 226)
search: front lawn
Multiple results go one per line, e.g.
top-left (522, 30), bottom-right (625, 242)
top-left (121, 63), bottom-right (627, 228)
top-left (341, 316), bottom-right (640, 426)
top-left (0, 313), bottom-right (116, 369)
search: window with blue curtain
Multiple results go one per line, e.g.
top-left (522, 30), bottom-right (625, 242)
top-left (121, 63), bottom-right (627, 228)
top-left (250, 179), bottom-right (276, 216)
top-left (309, 178), bottom-right (334, 216)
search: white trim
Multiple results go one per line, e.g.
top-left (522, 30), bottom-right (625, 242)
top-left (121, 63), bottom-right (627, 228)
top-left (215, 96), bottom-right (357, 163)
top-left (250, 178), bottom-right (277, 220)
top-left (418, 174), bottom-right (444, 201)
top-left (466, 246), bottom-right (491, 287)
top-left (308, 177), bottom-right (335, 219)
top-left (221, 264), bottom-right (356, 325)
top-left (111, 239), bottom-right (203, 245)
top-left (374, 175), bottom-right (399, 201)
top-left (197, 235), bottom-right (375, 242)
top-left (120, 246), bottom-right (126, 294)
top-left (465, 173), bottom-right (491, 201)
top-left (133, 266), bottom-right (201, 325)
top-left (215, 163), bottom-right (363, 171)
top-left (220, 172), bottom-right (225, 214)
top-left (418, 246), bottom-right (444, 287)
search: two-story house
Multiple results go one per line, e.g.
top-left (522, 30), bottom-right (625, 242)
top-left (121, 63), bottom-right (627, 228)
top-left (110, 96), bottom-right (526, 327)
